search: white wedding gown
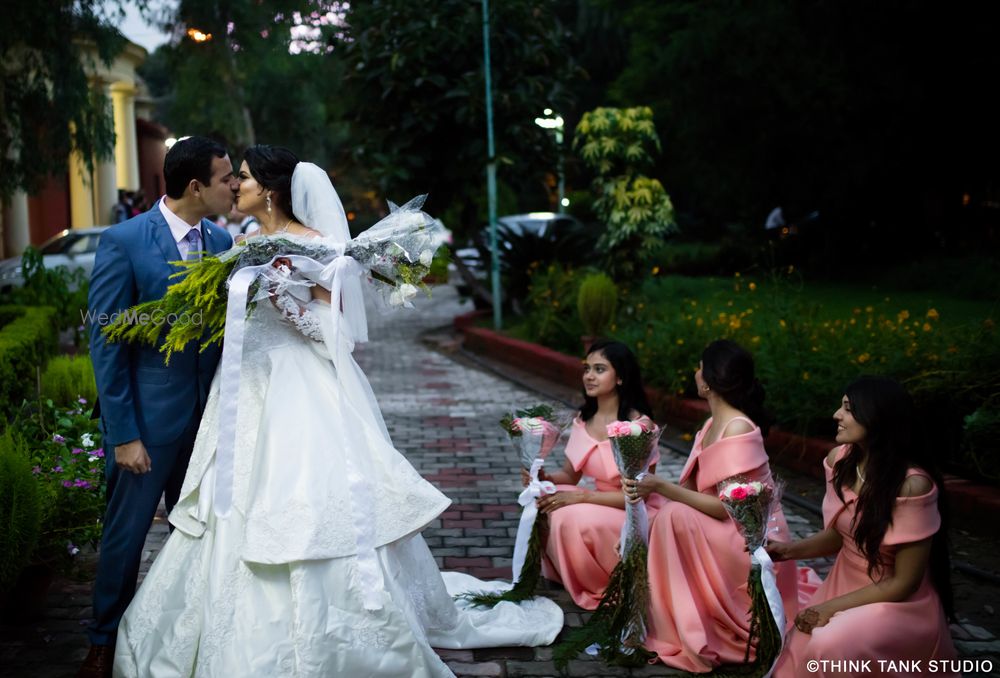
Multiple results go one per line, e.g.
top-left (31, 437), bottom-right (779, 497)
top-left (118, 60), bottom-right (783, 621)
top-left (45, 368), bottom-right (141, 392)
top-left (114, 301), bottom-right (563, 677)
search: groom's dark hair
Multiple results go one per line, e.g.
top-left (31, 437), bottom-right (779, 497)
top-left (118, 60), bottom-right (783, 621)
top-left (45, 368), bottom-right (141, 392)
top-left (164, 136), bottom-right (228, 199)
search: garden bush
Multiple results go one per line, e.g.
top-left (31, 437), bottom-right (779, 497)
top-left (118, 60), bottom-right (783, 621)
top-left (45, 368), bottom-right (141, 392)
top-left (41, 355), bottom-right (97, 406)
top-left (512, 268), bottom-right (999, 479)
top-left (0, 430), bottom-right (42, 593)
top-left (0, 306), bottom-right (58, 420)
top-left (577, 273), bottom-right (617, 338)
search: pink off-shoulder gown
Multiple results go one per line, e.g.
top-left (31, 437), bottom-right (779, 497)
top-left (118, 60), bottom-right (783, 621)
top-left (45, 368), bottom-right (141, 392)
top-left (540, 417), bottom-right (666, 609)
top-left (772, 446), bottom-right (958, 678)
top-left (644, 417), bottom-right (801, 672)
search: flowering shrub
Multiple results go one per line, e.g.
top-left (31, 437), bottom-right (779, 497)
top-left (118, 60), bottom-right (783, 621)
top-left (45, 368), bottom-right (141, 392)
top-left (512, 268), bottom-right (999, 478)
top-left (17, 396), bottom-right (105, 569)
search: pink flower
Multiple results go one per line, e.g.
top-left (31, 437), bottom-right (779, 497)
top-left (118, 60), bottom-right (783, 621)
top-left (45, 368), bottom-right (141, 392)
top-left (62, 480), bottom-right (73, 488)
top-left (32, 466), bottom-right (42, 475)
top-left (729, 486), bottom-right (748, 500)
top-left (53, 434), bottom-right (66, 444)
top-left (52, 466), bottom-right (63, 473)
top-left (71, 448), bottom-right (84, 455)
top-left (606, 421), bottom-right (633, 437)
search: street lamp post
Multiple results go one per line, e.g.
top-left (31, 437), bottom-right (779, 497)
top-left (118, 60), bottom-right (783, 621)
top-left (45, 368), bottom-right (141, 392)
top-left (481, 0), bottom-right (501, 330)
top-left (534, 109), bottom-right (566, 210)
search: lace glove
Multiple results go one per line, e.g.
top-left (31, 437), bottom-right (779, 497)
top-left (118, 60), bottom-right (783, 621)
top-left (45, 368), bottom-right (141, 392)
top-left (273, 291), bottom-right (325, 342)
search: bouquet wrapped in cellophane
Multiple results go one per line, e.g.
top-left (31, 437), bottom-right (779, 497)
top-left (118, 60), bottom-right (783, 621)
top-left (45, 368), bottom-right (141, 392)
top-left (460, 404), bottom-right (562, 607)
top-left (555, 419), bottom-right (661, 669)
top-left (710, 476), bottom-right (786, 678)
top-left (101, 195), bottom-right (445, 361)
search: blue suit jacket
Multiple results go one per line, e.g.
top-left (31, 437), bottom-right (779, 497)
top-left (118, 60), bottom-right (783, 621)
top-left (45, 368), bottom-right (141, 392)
top-left (88, 202), bottom-right (234, 447)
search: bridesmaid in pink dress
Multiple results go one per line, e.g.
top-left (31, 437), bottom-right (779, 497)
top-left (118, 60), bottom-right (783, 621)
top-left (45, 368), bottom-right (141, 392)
top-left (625, 339), bottom-right (800, 672)
top-left (530, 339), bottom-right (666, 609)
top-left (770, 376), bottom-right (957, 677)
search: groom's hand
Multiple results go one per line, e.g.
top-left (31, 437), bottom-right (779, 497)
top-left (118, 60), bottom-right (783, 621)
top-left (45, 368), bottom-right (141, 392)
top-left (116, 439), bottom-right (152, 474)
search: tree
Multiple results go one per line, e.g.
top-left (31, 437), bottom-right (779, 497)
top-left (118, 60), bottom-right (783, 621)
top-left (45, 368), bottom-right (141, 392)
top-left (574, 106), bottom-right (676, 278)
top-left (1, 1), bottom-right (129, 200)
top-left (339, 0), bottom-right (581, 235)
top-left (609, 0), bottom-right (1000, 265)
top-left (139, 1), bottom-right (351, 166)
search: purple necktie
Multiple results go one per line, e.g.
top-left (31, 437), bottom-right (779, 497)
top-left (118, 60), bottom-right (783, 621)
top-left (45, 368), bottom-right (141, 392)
top-left (184, 228), bottom-right (202, 261)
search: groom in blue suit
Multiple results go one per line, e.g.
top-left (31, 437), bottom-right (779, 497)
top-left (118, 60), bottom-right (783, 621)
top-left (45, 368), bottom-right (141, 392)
top-left (79, 137), bottom-right (236, 677)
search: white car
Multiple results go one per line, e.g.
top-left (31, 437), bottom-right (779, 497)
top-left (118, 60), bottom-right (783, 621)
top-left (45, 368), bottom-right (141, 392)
top-left (0, 227), bottom-right (108, 293)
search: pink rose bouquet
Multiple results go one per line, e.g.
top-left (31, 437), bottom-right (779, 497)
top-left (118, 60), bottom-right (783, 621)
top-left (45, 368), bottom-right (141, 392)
top-left (463, 404), bottom-right (562, 607)
top-left (717, 476), bottom-right (785, 675)
top-left (555, 418), bottom-right (661, 669)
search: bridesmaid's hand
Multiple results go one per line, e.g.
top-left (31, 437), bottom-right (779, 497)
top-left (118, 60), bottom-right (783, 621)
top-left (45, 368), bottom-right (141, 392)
top-left (622, 474), bottom-right (660, 504)
top-left (765, 541), bottom-right (794, 562)
top-left (537, 491), bottom-right (583, 514)
top-left (521, 467), bottom-right (548, 487)
top-left (794, 603), bottom-right (834, 634)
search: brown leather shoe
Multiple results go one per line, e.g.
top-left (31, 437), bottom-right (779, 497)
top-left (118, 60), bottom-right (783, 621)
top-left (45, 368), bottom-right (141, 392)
top-left (77, 644), bottom-right (114, 678)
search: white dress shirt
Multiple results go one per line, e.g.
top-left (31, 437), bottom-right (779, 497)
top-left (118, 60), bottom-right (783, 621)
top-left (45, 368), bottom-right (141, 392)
top-left (159, 197), bottom-right (205, 260)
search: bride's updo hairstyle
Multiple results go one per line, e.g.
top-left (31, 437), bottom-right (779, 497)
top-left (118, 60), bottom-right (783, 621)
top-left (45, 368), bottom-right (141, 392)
top-left (243, 144), bottom-right (300, 220)
top-left (701, 339), bottom-right (773, 436)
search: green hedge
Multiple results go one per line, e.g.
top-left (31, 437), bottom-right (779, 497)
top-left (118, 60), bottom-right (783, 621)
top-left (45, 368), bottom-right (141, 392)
top-left (0, 306), bottom-right (58, 421)
top-left (0, 429), bottom-right (42, 593)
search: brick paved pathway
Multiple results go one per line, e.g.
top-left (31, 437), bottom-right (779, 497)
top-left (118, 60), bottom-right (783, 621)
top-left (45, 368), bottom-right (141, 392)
top-left (3, 285), bottom-right (998, 677)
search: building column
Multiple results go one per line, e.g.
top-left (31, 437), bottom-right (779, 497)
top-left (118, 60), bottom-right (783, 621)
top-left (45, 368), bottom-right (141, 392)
top-left (69, 150), bottom-right (95, 228)
top-left (95, 158), bottom-right (118, 225)
top-left (111, 82), bottom-right (140, 191)
top-left (3, 190), bottom-right (31, 256)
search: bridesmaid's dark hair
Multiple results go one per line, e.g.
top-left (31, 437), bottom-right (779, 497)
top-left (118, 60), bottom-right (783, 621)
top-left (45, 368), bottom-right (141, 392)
top-left (243, 144), bottom-right (300, 220)
top-left (579, 339), bottom-right (652, 423)
top-left (832, 376), bottom-right (953, 619)
top-left (700, 340), bottom-right (773, 437)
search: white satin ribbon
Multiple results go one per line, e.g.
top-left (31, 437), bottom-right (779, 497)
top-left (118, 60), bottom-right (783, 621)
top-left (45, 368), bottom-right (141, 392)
top-left (752, 545), bottom-right (786, 678)
top-left (511, 457), bottom-right (556, 583)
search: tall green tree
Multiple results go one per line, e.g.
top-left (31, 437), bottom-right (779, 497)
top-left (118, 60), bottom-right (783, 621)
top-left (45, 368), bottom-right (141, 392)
top-left (610, 0), bottom-right (1000, 262)
top-left (340, 0), bottom-right (581, 234)
top-left (1, 1), bottom-right (129, 200)
top-left (140, 0), bottom-right (350, 166)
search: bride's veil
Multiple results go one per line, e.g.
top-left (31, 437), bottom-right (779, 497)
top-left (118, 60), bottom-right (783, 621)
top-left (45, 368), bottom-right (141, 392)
top-left (291, 162), bottom-right (349, 240)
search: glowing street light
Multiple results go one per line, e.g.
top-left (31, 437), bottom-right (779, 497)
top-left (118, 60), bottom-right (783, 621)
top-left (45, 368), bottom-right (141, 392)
top-left (187, 28), bottom-right (213, 43)
top-left (534, 110), bottom-right (565, 211)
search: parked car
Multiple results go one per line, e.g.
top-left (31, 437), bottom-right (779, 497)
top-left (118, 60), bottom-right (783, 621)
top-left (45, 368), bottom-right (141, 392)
top-left (0, 226), bottom-right (109, 293)
top-left (454, 212), bottom-right (585, 281)
top-left (452, 212), bottom-right (599, 310)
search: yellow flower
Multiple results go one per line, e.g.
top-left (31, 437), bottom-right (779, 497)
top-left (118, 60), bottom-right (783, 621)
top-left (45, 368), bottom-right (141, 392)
top-left (734, 271), bottom-right (741, 278)
top-left (922, 323), bottom-right (932, 332)
top-left (926, 308), bottom-right (939, 320)
top-left (751, 336), bottom-right (761, 344)
top-left (865, 305), bottom-right (874, 313)
top-left (651, 266), bottom-right (660, 275)
top-left (802, 371), bottom-right (810, 381)
top-left (897, 310), bottom-right (910, 322)
top-left (749, 282), bottom-right (757, 291)
top-left (857, 353), bottom-right (871, 364)
top-left (849, 318), bottom-right (856, 325)
top-left (637, 341), bottom-right (645, 349)
top-left (696, 318), bottom-right (704, 327)
top-left (690, 299), bottom-right (698, 307)
top-left (779, 319), bottom-right (787, 329)
top-left (676, 338), bottom-right (684, 345)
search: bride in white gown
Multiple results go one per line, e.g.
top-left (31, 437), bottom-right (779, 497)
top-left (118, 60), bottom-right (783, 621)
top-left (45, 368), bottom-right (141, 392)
top-left (113, 146), bottom-right (563, 677)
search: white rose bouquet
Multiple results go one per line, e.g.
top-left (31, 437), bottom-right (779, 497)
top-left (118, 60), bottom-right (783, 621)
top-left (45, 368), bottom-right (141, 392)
top-left (101, 196), bottom-right (444, 360)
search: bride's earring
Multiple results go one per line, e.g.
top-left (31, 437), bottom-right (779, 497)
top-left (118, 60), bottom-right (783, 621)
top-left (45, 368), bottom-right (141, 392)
top-left (266, 195), bottom-right (272, 214)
